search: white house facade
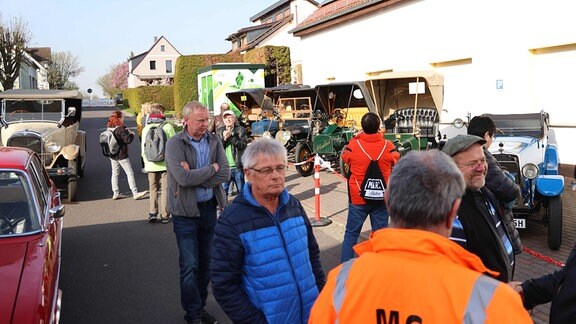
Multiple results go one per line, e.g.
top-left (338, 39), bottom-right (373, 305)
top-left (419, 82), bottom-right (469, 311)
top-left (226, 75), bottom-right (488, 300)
top-left (128, 36), bottom-right (182, 88)
top-left (290, 0), bottom-right (576, 163)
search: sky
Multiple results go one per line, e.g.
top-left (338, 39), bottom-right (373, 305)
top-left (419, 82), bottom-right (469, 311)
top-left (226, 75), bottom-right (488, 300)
top-left (2, 0), bottom-right (275, 97)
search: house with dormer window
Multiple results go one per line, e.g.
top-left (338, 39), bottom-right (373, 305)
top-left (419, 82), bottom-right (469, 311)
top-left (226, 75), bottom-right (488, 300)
top-left (127, 36), bottom-right (182, 88)
top-left (226, 0), bottom-right (319, 84)
top-left (0, 47), bottom-right (51, 91)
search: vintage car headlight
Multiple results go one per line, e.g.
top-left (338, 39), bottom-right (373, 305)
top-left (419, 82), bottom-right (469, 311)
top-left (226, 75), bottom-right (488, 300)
top-left (262, 131), bottom-right (272, 139)
top-left (453, 118), bottom-right (466, 129)
top-left (522, 163), bottom-right (539, 180)
top-left (275, 130), bottom-right (291, 145)
top-left (45, 140), bottom-right (62, 153)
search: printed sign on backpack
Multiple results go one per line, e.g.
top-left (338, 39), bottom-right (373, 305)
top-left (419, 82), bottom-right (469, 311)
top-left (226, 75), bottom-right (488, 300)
top-left (356, 141), bottom-right (388, 203)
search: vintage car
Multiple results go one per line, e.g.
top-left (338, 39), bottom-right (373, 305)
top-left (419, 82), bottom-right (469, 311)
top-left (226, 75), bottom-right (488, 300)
top-left (484, 112), bottom-right (564, 250)
top-left (0, 147), bottom-right (65, 323)
top-left (0, 89), bottom-right (86, 201)
top-left (273, 86), bottom-right (318, 157)
top-left (332, 71), bottom-right (445, 177)
top-left (289, 82), bottom-right (373, 177)
top-left (365, 71), bottom-right (444, 154)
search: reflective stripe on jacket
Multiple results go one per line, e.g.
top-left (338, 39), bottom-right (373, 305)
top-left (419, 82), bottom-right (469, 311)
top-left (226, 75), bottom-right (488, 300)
top-left (309, 229), bottom-right (532, 324)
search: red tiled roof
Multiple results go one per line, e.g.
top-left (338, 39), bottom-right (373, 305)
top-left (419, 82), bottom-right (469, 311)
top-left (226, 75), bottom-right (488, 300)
top-left (300, 0), bottom-right (375, 26)
top-left (292, 0), bottom-right (408, 35)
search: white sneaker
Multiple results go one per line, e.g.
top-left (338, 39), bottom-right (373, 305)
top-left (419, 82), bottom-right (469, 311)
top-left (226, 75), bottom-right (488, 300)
top-left (133, 191), bottom-right (148, 200)
top-left (112, 193), bottom-right (127, 200)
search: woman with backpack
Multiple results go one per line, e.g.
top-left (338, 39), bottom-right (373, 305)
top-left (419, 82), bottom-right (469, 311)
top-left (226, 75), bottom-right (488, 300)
top-left (141, 103), bottom-right (176, 223)
top-left (106, 110), bottom-right (147, 200)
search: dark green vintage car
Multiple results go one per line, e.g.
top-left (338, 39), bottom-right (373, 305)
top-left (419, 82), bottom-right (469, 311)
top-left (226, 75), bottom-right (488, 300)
top-left (273, 82), bottom-right (373, 176)
top-left (286, 71), bottom-right (445, 177)
top-left (365, 70), bottom-right (444, 155)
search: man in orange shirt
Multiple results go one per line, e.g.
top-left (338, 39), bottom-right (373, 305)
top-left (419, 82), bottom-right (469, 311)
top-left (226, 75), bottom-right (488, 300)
top-left (340, 112), bottom-right (399, 262)
top-left (310, 150), bottom-right (532, 323)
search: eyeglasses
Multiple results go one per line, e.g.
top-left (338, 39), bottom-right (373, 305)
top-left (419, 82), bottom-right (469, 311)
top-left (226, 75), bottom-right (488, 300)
top-left (457, 158), bottom-right (487, 169)
top-left (250, 165), bottom-right (288, 175)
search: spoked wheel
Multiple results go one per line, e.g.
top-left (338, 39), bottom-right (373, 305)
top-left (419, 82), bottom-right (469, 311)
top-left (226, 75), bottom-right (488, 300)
top-left (547, 195), bottom-right (562, 250)
top-left (295, 142), bottom-right (314, 177)
top-left (338, 145), bottom-right (351, 179)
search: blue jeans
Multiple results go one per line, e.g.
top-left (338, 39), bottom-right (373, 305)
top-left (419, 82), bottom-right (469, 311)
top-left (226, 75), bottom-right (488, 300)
top-left (341, 203), bottom-right (389, 262)
top-left (222, 167), bottom-right (244, 197)
top-left (172, 199), bottom-right (217, 322)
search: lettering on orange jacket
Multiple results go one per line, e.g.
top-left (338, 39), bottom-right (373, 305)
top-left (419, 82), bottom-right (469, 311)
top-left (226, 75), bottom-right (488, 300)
top-left (376, 310), bottom-right (422, 324)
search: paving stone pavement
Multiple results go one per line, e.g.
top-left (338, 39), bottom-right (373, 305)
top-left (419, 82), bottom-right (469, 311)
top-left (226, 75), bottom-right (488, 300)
top-left (286, 162), bottom-right (576, 324)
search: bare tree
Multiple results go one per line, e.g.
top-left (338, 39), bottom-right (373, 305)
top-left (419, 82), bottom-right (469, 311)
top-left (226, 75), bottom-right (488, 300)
top-left (96, 71), bottom-right (116, 98)
top-left (47, 51), bottom-right (85, 89)
top-left (0, 15), bottom-right (32, 90)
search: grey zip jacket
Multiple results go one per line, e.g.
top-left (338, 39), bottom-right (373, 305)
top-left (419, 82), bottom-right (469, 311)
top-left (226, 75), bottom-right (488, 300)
top-left (165, 129), bottom-right (230, 217)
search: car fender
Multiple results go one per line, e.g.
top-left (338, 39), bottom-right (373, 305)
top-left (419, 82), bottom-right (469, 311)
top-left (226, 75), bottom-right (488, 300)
top-left (543, 144), bottom-right (560, 175)
top-left (536, 175), bottom-right (564, 196)
top-left (60, 144), bottom-right (79, 160)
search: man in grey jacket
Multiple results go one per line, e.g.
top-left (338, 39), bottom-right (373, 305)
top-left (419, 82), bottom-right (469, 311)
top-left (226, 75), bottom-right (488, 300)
top-left (165, 101), bottom-right (230, 324)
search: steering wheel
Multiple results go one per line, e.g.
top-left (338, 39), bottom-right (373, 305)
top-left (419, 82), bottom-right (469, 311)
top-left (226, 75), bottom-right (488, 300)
top-left (0, 216), bottom-right (15, 235)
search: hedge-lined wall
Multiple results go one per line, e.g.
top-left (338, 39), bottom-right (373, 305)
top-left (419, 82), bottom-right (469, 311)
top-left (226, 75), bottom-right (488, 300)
top-left (173, 53), bottom-right (243, 117)
top-left (244, 46), bottom-right (291, 85)
top-left (122, 85), bottom-right (174, 114)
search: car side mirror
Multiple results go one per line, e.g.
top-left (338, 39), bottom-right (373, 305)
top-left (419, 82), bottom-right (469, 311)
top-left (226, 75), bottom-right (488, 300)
top-left (67, 107), bottom-right (77, 117)
top-left (49, 204), bottom-right (65, 219)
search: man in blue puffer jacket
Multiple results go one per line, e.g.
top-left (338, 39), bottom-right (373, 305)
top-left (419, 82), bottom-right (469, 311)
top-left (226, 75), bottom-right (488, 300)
top-left (211, 138), bottom-right (325, 324)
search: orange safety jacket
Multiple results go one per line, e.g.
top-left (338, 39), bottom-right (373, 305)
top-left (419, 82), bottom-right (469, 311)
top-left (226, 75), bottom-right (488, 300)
top-left (309, 229), bottom-right (532, 324)
top-left (342, 132), bottom-right (399, 205)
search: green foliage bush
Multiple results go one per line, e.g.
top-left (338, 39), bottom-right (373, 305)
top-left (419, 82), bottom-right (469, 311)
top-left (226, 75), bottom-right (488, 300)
top-left (122, 85), bottom-right (174, 114)
top-left (174, 53), bottom-right (243, 117)
top-left (244, 46), bottom-right (291, 84)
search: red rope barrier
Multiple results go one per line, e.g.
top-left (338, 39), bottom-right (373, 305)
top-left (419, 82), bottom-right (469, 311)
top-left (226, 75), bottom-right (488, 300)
top-left (522, 246), bottom-right (565, 267)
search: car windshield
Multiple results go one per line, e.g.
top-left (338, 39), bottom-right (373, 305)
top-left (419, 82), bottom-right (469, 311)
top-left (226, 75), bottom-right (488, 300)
top-left (0, 171), bottom-right (40, 236)
top-left (489, 114), bottom-right (544, 138)
top-left (3, 99), bottom-right (64, 123)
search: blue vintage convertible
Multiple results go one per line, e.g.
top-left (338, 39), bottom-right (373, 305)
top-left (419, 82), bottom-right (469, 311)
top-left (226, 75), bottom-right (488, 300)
top-left (486, 112), bottom-right (564, 250)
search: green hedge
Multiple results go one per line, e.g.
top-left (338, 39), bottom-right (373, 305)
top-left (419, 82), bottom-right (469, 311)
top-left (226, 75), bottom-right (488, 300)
top-left (173, 53), bottom-right (243, 117)
top-left (244, 46), bottom-right (291, 85)
top-left (122, 85), bottom-right (174, 114)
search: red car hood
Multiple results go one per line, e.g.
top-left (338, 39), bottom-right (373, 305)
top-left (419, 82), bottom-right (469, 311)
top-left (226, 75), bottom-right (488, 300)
top-left (0, 240), bottom-right (29, 323)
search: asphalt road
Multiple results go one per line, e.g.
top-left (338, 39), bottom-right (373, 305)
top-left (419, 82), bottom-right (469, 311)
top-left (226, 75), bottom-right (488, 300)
top-left (59, 106), bottom-right (230, 324)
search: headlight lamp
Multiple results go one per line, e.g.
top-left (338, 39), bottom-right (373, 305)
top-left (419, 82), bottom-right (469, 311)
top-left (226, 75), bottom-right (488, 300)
top-left (275, 131), bottom-right (291, 145)
top-left (45, 140), bottom-right (62, 153)
top-left (522, 163), bottom-right (539, 180)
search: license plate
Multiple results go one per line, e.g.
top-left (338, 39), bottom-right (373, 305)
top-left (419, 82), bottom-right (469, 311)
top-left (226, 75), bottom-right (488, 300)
top-left (513, 218), bottom-right (526, 229)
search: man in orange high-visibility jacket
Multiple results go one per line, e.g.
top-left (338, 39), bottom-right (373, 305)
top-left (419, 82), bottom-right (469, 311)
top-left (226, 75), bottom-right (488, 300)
top-left (309, 150), bottom-right (532, 324)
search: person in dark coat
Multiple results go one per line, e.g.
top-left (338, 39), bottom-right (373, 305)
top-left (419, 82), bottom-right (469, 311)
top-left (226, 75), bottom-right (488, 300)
top-left (216, 108), bottom-right (247, 198)
top-left (106, 110), bottom-right (147, 200)
top-left (468, 115), bottom-right (522, 255)
top-left (444, 135), bottom-right (516, 282)
top-left (509, 244), bottom-right (576, 323)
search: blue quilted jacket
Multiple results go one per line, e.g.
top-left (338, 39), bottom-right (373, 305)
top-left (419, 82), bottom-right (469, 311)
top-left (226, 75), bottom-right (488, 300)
top-left (211, 183), bottom-right (325, 324)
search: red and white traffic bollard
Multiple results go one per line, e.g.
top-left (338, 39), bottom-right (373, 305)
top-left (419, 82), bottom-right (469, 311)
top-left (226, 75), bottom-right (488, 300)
top-left (310, 154), bottom-right (332, 227)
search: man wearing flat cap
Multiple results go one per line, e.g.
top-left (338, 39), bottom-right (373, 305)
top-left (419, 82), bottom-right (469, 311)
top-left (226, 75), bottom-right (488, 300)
top-left (443, 134), bottom-right (516, 282)
top-left (217, 108), bottom-right (248, 199)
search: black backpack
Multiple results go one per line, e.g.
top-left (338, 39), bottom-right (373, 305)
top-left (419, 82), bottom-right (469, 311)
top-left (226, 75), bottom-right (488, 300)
top-left (356, 141), bottom-right (388, 203)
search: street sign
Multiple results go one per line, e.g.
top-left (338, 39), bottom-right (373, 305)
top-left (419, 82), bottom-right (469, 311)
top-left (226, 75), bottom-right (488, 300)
top-left (87, 88), bottom-right (93, 94)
